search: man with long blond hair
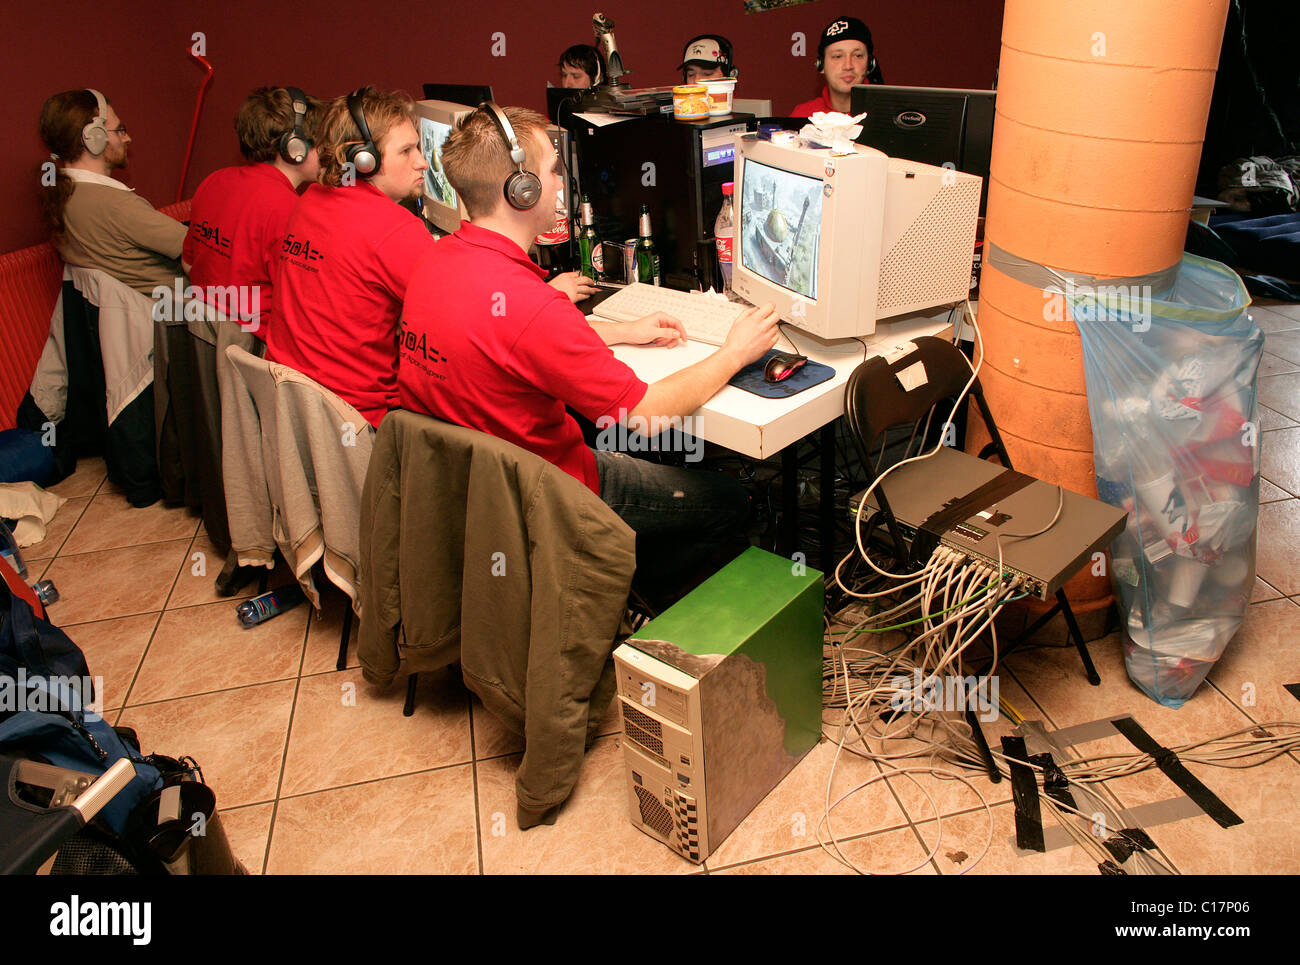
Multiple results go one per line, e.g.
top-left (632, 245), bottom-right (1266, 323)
top-left (38, 88), bottom-right (185, 294)
top-left (266, 85), bottom-right (434, 427)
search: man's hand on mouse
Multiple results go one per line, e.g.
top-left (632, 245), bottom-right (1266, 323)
top-left (548, 271), bottom-right (599, 303)
top-left (623, 311), bottom-right (688, 347)
top-left (720, 303), bottom-right (780, 367)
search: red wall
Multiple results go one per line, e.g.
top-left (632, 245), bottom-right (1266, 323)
top-left (5, 0), bottom-right (1004, 254)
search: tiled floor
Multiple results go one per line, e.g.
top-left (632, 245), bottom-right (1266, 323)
top-left (16, 300), bottom-right (1300, 875)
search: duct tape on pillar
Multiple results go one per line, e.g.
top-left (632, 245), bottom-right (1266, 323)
top-left (985, 243), bottom-right (1180, 306)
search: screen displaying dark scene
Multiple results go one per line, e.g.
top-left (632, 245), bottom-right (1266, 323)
top-left (419, 117), bottom-right (457, 210)
top-left (740, 159), bottom-right (821, 300)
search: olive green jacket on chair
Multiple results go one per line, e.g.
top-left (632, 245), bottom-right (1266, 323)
top-left (358, 409), bottom-right (636, 828)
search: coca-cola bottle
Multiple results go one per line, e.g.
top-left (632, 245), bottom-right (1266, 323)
top-left (534, 189), bottom-right (573, 271)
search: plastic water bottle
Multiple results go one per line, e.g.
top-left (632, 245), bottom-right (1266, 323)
top-left (714, 181), bottom-right (735, 295)
top-left (236, 584), bottom-right (306, 627)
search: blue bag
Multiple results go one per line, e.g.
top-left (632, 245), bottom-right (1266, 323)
top-left (0, 577), bottom-right (162, 832)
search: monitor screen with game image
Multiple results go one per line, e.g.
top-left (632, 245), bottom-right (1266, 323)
top-left (739, 158), bottom-right (823, 301)
top-left (731, 134), bottom-right (981, 340)
top-left (414, 100), bottom-right (473, 233)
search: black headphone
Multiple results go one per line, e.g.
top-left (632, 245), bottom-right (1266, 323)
top-left (345, 88), bottom-right (379, 176)
top-left (479, 102), bottom-right (542, 210)
top-left (277, 87), bottom-right (313, 165)
top-left (82, 89), bottom-right (109, 157)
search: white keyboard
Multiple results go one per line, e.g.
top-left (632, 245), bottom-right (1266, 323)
top-left (593, 283), bottom-right (747, 345)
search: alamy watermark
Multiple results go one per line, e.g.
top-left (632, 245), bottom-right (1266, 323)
top-left (889, 670), bottom-right (999, 722)
top-left (594, 411), bottom-right (705, 462)
top-left (0, 672), bottom-right (104, 715)
top-left (1044, 280), bottom-right (1153, 333)
top-left (152, 279), bottom-right (262, 332)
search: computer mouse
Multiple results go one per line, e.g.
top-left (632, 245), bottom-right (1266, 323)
top-left (764, 352), bottom-right (808, 383)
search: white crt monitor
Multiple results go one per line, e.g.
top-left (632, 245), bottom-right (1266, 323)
top-left (414, 100), bottom-right (473, 233)
top-left (731, 135), bottom-right (981, 339)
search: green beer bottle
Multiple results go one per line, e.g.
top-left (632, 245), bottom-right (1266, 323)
top-left (635, 204), bottom-right (661, 286)
top-left (577, 195), bottom-right (603, 281)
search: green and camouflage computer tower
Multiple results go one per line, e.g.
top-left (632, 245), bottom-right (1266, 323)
top-left (613, 547), bottom-right (823, 862)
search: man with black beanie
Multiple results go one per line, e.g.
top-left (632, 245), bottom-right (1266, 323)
top-left (791, 16), bottom-right (883, 116)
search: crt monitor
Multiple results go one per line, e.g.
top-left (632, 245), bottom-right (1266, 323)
top-left (422, 83), bottom-right (494, 105)
top-left (850, 85), bottom-right (996, 214)
top-left (731, 135), bottom-right (981, 339)
top-left (413, 100), bottom-right (473, 234)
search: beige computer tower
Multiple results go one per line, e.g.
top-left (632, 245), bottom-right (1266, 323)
top-left (613, 548), bottom-right (823, 863)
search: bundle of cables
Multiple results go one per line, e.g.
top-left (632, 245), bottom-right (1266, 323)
top-left (811, 302), bottom-right (1300, 874)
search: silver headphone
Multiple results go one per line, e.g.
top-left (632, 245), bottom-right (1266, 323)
top-left (82, 89), bottom-right (110, 157)
top-left (481, 102), bottom-right (542, 210)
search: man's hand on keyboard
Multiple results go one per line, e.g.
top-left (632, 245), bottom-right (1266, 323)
top-left (548, 271), bottom-right (599, 303)
top-left (621, 312), bottom-right (688, 347)
top-left (719, 303), bottom-right (780, 367)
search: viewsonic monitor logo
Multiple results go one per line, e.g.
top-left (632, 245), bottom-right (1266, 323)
top-left (893, 111), bottom-right (927, 129)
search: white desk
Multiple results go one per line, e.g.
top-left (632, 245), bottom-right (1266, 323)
top-left (600, 305), bottom-right (957, 570)
top-left (606, 309), bottom-right (956, 459)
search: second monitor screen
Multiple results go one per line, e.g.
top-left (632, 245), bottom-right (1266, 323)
top-left (419, 117), bottom-right (458, 211)
top-left (740, 159), bottom-right (822, 301)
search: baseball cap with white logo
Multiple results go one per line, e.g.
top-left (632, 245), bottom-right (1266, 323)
top-left (678, 34), bottom-right (736, 74)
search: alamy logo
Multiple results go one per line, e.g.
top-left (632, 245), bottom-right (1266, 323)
top-left (594, 412), bottom-right (704, 462)
top-left (890, 670), bottom-right (999, 722)
top-left (49, 895), bottom-right (151, 945)
top-left (151, 279), bottom-right (261, 331)
top-left (0, 672), bottom-right (102, 714)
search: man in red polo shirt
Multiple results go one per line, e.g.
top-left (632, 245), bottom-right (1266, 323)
top-left (267, 86), bottom-right (435, 427)
top-left (399, 105), bottom-right (780, 592)
top-left (183, 86), bottom-right (323, 339)
top-left (791, 16), bottom-right (882, 117)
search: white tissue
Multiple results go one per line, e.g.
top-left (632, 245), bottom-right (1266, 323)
top-left (799, 111), bottom-right (867, 155)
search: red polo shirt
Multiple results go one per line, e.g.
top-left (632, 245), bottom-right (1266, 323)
top-left (398, 222), bottom-right (648, 493)
top-left (791, 87), bottom-right (836, 118)
top-left (182, 163), bottom-right (297, 340)
top-left (267, 181), bottom-right (434, 426)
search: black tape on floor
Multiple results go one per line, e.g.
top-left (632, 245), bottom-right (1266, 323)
top-left (1002, 736), bottom-right (1044, 852)
top-left (1110, 716), bottom-right (1243, 828)
top-left (1102, 828), bottom-right (1157, 864)
top-left (1285, 683), bottom-right (1300, 703)
top-left (1029, 752), bottom-right (1076, 810)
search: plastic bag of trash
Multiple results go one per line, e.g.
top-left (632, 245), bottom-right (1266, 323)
top-left (1073, 253), bottom-right (1263, 707)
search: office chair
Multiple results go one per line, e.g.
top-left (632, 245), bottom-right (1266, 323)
top-left (842, 335), bottom-right (1101, 779)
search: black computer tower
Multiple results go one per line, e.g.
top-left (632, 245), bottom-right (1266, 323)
top-left (563, 113), bottom-right (753, 292)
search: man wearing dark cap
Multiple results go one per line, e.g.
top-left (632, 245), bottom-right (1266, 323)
top-left (678, 34), bottom-right (738, 84)
top-left (791, 16), bottom-right (883, 116)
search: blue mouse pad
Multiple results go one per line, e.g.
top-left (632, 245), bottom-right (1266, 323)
top-left (727, 350), bottom-right (836, 398)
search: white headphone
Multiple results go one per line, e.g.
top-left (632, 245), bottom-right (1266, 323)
top-left (82, 89), bottom-right (109, 157)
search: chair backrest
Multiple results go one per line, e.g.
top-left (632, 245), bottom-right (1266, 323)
top-left (223, 345), bottom-right (373, 606)
top-left (844, 336), bottom-right (977, 460)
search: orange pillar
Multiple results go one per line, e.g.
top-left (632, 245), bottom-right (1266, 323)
top-left (973, 0), bottom-right (1230, 615)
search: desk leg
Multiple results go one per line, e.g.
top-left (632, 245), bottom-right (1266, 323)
top-left (820, 423), bottom-right (835, 576)
top-left (780, 445), bottom-right (797, 558)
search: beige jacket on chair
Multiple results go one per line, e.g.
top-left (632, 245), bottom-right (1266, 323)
top-left (358, 409), bottom-right (636, 828)
top-left (222, 345), bottom-right (372, 609)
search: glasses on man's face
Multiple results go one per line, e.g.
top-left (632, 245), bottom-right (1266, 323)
top-left (107, 125), bottom-right (127, 136)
